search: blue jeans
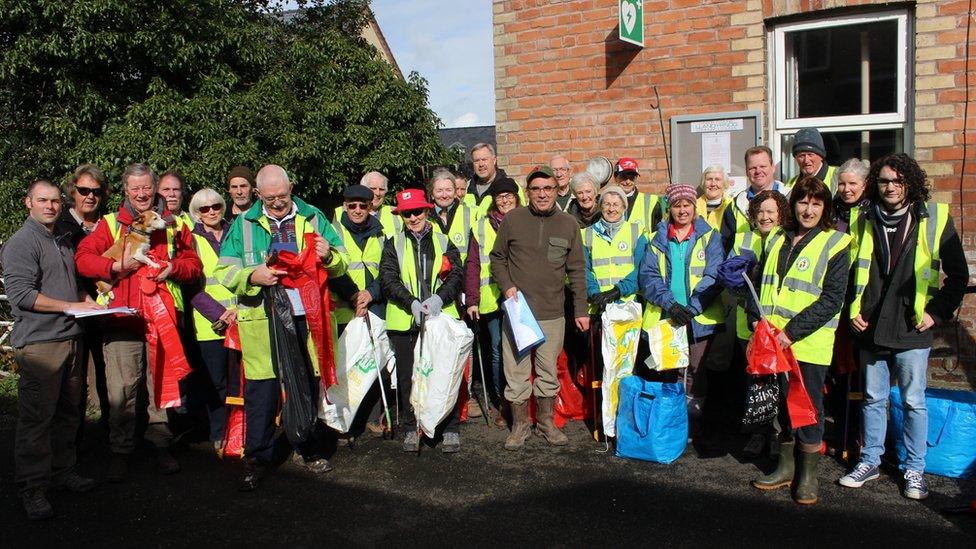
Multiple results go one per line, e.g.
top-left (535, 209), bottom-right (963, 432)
top-left (479, 312), bottom-right (504, 405)
top-left (860, 347), bottom-right (930, 471)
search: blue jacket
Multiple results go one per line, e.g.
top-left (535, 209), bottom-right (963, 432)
top-left (639, 216), bottom-right (725, 338)
top-left (583, 220), bottom-right (648, 299)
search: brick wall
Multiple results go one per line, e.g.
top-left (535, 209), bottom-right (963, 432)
top-left (494, 0), bottom-right (976, 389)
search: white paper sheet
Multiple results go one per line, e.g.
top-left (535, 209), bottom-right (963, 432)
top-left (65, 306), bottom-right (138, 318)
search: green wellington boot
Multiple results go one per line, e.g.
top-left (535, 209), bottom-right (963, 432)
top-left (752, 441), bottom-right (794, 490)
top-left (793, 448), bottom-right (820, 505)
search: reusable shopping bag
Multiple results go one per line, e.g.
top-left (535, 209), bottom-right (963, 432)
top-left (410, 315), bottom-right (474, 438)
top-left (742, 374), bottom-right (780, 427)
top-left (890, 387), bottom-right (976, 478)
top-left (615, 376), bottom-right (688, 463)
top-left (600, 301), bottom-right (642, 436)
top-left (645, 319), bottom-right (689, 371)
top-left (319, 312), bottom-right (395, 433)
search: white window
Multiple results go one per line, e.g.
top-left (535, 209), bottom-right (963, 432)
top-left (769, 9), bottom-right (912, 182)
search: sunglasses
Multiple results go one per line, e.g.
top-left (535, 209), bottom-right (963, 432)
top-left (345, 202), bottom-right (369, 211)
top-left (76, 187), bottom-right (104, 197)
top-left (401, 208), bottom-right (425, 219)
top-left (198, 203), bottom-right (223, 214)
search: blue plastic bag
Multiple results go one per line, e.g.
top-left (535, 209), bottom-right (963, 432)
top-left (890, 387), bottom-right (976, 478)
top-left (615, 376), bottom-right (687, 463)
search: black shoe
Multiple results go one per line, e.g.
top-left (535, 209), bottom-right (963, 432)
top-left (53, 471), bottom-right (97, 493)
top-left (303, 458), bottom-right (334, 474)
top-left (239, 460), bottom-right (267, 492)
top-left (105, 453), bottom-right (129, 483)
top-left (21, 488), bottom-right (54, 521)
top-left (156, 448), bottom-right (181, 475)
top-left (742, 433), bottom-right (767, 459)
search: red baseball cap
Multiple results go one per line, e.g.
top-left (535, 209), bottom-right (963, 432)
top-left (391, 188), bottom-right (433, 214)
top-left (615, 157), bottom-right (639, 176)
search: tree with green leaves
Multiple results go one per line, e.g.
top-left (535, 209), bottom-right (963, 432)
top-left (0, 0), bottom-right (449, 237)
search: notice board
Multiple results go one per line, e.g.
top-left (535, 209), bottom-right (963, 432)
top-left (670, 111), bottom-right (762, 191)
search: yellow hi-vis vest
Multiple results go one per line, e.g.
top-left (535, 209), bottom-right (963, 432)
top-left (788, 165), bottom-right (838, 193)
top-left (642, 228), bottom-right (725, 330)
top-left (333, 204), bottom-right (402, 237)
top-left (432, 202), bottom-right (474, 263)
top-left (384, 231), bottom-right (460, 331)
top-left (472, 217), bottom-right (500, 314)
top-left (330, 218), bottom-right (384, 325)
top-left (583, 221), bottom-right (642, 315)
top-left (849, 202), bottom-right (949, 325)
top-left (98, 212), bottom-right (184, 311)
top-left (731, 228), bottom-right (763, 341)
top-left (696, 195), bottom-right (732, 231)
top-left (628, 192), bottom-right (663, 235)
top-left (759, 228), bottom-right (851, 365)
top-left (191, 233), bottom-right (237, 341)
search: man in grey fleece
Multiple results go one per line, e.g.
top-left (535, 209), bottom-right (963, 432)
top-left (490, 166), bottom-right (590, 450)
top-left (1, 179), bottom-right (103, 520)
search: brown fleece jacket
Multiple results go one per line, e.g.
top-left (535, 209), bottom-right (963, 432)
top-left (489, 204), bottom-right (587, 321)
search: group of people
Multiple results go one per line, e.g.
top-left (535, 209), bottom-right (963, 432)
top-left (1, 131), bottom-right (967, 520)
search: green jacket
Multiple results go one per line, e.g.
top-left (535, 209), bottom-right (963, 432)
top-left (215, 197), bottom-right (348, 380)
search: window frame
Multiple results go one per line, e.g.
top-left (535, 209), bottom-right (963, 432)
top-left (767, 8), bottom-right (914, 174)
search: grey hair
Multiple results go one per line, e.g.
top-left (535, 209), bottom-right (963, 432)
top-left (360, 170), bottom-right (388, 190)
top-left (834, 158), bottom-right (870, 187)
top-left (255, 164), bottom-right (290, 190)
top-left (470, 142), bottom-right (495, 157)
top-left (427, 167), bottom-right (456, 195)
top-left (188, 188), bottom-right (226, 224)
top-left (698, 165), bottom-right (729, 194)
top-left (67, 164), bottom-right (109, 200)
top-left (570, 171), bottom-right (599, 194)
top-left (122, 162), bottom-right (158, 190)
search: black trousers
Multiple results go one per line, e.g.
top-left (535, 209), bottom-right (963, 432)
top-left (389, 331), bottom-right (459, 436)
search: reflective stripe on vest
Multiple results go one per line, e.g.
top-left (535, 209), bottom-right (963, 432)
top-left (191, 233), bottom-right (238, 341)
top-left (331, 220), bottom-right (384, 325)
top-left (760, 229), bottom-right (851, 365)
top-left (731, 229), bottom-right (760, 340)
top-left (628, 192), bottom-right (660, 235)
top-left (385, 231), bottom-right (460, 331)
top-left (642, 228), bottom-right (724, 329)
top-left (789, 165), bottom-right (838, 193)
top-left (849, 202), bottom-right (948, 324)
top-left (583, 222), bottom-right (641, 290)
top-left (433, 203), bottom-right (473, 263)
top-left (474, 218), bottom-right (500, 314)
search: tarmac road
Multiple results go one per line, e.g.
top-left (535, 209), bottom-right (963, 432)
top-left (2, 416), bottom-right (973, 547)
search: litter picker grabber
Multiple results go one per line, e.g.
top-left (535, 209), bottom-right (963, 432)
top-left (364, 312), bottom-right (394, 440)
top-left (471, 319), bottom-right (492, 427)
top-left (588, 315), bottom-right (603, 443)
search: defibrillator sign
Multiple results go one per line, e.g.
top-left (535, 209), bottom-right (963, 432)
top-left (619, 0), bottom-right (644, 47)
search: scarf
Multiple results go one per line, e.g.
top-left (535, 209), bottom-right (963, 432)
top-left (873, 202), bottom-right (912, 276)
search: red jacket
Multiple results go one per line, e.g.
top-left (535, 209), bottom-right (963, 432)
top-left (75, 205), bottom-right (202, 325)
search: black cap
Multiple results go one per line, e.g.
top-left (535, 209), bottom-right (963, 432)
top-left (343, 184), bottom-right (373, 203)
top-left (489, 179), bottom-right (519, 197)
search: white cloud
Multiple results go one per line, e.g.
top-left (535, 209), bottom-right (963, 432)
top-left (450, 112), bottom-right (481, 127)
top-left (372, 0), bottom-right (495, 128)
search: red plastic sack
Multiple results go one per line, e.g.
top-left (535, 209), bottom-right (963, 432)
top-left (553, 351), bottom-right (586, 427)
top-left (458, 355), bottom-right (472, 422)
top-left (137, 258), bottom-right (192, 409)
top-left (746, 319), bottom-right (792, 375)
top-left (783, 345), bottom-right (818, 429)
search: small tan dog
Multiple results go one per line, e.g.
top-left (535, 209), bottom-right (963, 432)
top-left (95, 209), bottom-right (168, 296)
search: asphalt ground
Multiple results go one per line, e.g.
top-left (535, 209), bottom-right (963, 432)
top-left (2, 406), bottom-right (974, 548)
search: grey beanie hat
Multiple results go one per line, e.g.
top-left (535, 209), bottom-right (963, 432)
top-left (599, 184), bottom-right (629, 211)
top-left (792, 128), bottom-right (826, 158)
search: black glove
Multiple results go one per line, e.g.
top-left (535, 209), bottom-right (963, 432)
top-left (667, 303), bottom-right (695, 326)
top-left (590, 286), bottom-right (621, 311)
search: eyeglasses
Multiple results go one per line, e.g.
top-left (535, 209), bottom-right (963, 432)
top-left (345, 202), bottom-right (369, 211)
top-left (400, 208), bottom-right (425, 219)
top-left (198, 203), bottom-right (223, 214)
top-left (75, 187), bottom-right (104, 197)
top-left (527, 185), bottom-right (557, 194)
top-left (260, 193), bottom-right (290, 204)
top-left (553, 167), bottom-right (570, 173)
top-left (877, 177), bottom-right (904, 187)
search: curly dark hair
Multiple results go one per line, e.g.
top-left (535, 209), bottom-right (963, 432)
top-left (789, 176), bottom-right (835, 231)
top-left (866, 153), bottom-right (930, 205)
top-left (747, 189), bottom-right (793, 231)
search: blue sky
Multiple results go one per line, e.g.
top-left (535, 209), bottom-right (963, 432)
top-left (371, 1), bottom-right (494, 128)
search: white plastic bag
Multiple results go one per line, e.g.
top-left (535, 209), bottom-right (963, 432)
top-left (645, 318), bottom-right (690, 371)
top-left (410, 315), bottom-right (474, 438)
top-left (318, 312), bottom-right (395, 433)
top-left (600, 301), bottom-right (642, 437)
